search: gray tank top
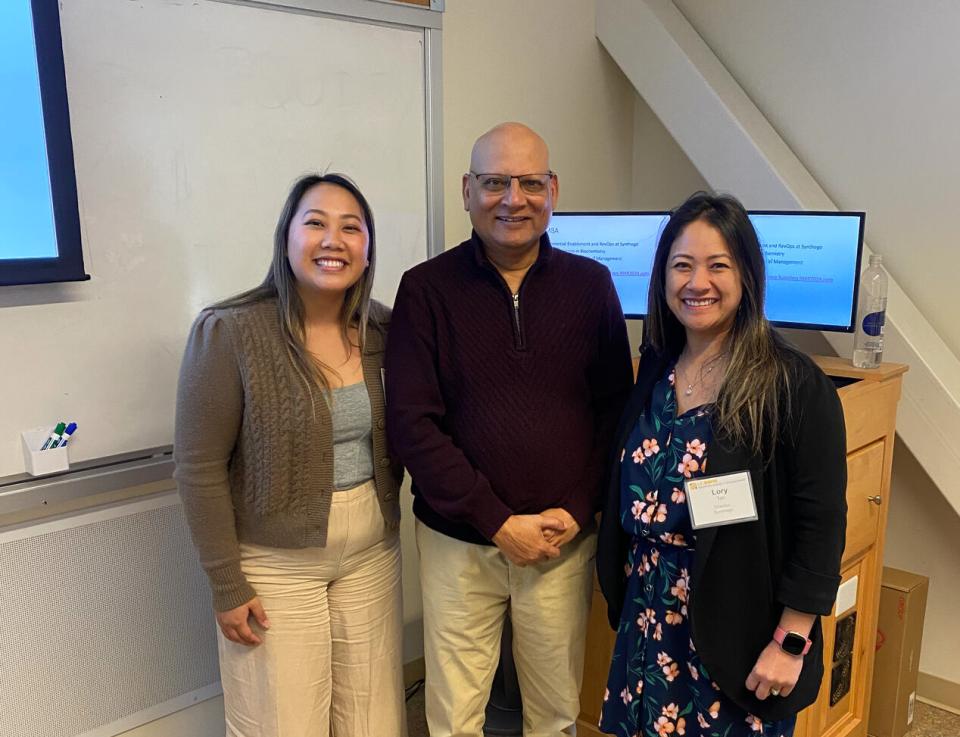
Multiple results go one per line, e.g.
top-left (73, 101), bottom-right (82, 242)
top-left (330, 381), bottom-right (375, 490)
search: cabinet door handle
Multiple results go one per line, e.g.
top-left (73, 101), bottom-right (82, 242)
top-left (867, 495), bottom-right (882, 505)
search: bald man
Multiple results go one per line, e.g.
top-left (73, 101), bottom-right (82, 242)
top-left (386, 123), bottom-right (633, 736)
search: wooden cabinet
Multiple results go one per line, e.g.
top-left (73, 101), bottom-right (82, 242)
top-left (577, 357), bottom-right (906, 737)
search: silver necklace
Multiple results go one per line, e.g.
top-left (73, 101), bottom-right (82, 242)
top-left (676, 353), bottom-right (726, 397)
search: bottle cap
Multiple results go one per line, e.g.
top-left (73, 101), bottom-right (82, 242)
top-left (869, 254), bottom-right (883, 266)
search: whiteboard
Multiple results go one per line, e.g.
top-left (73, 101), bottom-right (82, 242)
top-left (0, 0), bottom-right (438, 477)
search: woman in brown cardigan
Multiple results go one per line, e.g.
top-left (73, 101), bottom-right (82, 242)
top-left (174, 173), bottom-right (404, 737)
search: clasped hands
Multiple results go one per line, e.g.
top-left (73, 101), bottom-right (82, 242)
top-left (219, 508), bottom-right (582, 646)
top-left (491, 507), bottom-right (580, 566)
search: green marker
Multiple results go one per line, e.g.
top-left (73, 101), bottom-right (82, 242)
top-left (41, 422), bottom-right (66, 450)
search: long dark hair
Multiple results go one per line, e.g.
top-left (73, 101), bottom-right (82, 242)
top-left (212, 172), bottom-right (377, 396)
top-left (645, 191), bottom-right (798, 453)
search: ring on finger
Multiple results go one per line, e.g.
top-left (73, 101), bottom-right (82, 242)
top-left (770, 688), bottom-right (781, 697)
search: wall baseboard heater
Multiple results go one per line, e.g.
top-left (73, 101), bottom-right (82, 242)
top-left (0, 492), bottom-right (221, 737)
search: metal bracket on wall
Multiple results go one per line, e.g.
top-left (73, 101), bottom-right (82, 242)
top-left (0, 446), bottom-right (174, 517)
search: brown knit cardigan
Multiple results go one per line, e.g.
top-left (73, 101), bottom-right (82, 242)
top-left (174, 298), bottom-right (402, 611)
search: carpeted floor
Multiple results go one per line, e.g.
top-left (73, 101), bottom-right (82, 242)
top-left (405, 692), bottom-right (960, 737)
top-left (910, 701), bottom-right (960, 736)
top-left (406, 683), bottom-right (426, 737)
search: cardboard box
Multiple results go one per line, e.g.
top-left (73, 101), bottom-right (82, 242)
top-left (868, 567), bottom-right (929, 737)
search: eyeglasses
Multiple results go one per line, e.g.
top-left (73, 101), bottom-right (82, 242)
top-left (468, 171), bottom-right (555, 195)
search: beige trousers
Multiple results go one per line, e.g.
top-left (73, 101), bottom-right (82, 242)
top-left (218, 481), bottom-right (405, 737)
top-left (416, 520), bottom-right (597, 737)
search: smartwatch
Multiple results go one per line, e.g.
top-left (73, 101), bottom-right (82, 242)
top-left (774, 626), bottom-right (812, 656)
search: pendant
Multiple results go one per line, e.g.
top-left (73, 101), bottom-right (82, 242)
top-left (684, 386), bottom-right (694, 396)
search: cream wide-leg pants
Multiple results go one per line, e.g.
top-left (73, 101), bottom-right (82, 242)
top-left (416, 520), bottom-right (597, 737)
top-left (217, 480), bottom-right (405, 737)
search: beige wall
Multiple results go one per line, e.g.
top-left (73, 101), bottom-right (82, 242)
top-left (631, 96), bottom-right (707, 211)
top-left (883, 446), bottom-right (960, 685)
top-left (627, 95), bottom-right (708, 348)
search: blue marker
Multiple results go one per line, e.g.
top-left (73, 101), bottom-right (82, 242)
top-left (53, 422), bottom-right (78, 448)
top-left (41, 422), bottom-right (66, 450)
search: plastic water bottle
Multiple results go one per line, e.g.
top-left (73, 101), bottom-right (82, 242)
top-left (852, 254), bottom-right (888, 369)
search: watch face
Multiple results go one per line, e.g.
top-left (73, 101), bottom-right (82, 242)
top-left (782, 632), bottom-right (807, 656)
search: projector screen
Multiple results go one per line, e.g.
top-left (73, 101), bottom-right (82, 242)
top-left (1, 0), bottom-right (86, 286)
top-left (549, 210), bottom-right (865, 332)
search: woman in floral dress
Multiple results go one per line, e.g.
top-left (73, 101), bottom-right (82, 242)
top-left (596, 193), bottom-right (848, 737)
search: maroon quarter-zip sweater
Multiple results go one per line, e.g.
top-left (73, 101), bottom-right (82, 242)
top-left (385, 232), bottom-right (633, 545)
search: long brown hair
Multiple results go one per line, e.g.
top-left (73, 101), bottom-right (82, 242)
top-left (212, 173), bottom-right (377, 396)
top-left (645, 192), bottom-right (799, 454)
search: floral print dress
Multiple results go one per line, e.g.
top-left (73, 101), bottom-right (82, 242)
top-left (599, 367), bottom-right (795, 737)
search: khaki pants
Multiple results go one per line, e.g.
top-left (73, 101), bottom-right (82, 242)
top-left (416, 520), bottom-right (596, 737)
top-left (218, 481), bottom-right (405, 737)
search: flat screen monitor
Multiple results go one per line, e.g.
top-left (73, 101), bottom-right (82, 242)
top-left (1, 0), bottom-right (87, 286)
top-left (549, 210), bottom-right (865, 332)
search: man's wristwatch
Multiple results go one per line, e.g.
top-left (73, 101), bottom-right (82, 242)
top-left (773, 626), bottom-right (812, 656)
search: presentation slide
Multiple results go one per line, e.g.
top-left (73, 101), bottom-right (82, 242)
top-left (550, 211), bottom-right (863, 330)
top-left (751, 213), bottom-right (861, 329)
top-left (1, 0), bottom-right (59, 261)
top-left (548, 213), bottom-right (667, 317)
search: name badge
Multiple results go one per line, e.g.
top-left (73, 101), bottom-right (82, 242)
top-left (684, 471), bottom-right (758, 530)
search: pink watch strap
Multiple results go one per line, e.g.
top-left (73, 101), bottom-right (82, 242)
top-left (774, 626), bottom-right (812, 655)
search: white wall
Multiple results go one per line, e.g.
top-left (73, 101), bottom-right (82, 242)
top-left (670, 0), bottom-right (960, 691)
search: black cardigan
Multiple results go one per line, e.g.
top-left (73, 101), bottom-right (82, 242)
top-left (596, 346), bottom-right (847, 721)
